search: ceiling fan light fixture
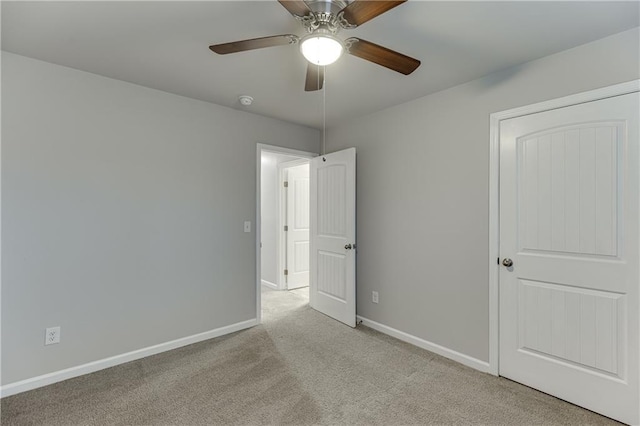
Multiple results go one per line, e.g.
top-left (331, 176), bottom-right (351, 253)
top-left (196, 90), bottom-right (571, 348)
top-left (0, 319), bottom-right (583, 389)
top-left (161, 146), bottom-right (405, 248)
top-left (300, 33), bottom-right (343, 66)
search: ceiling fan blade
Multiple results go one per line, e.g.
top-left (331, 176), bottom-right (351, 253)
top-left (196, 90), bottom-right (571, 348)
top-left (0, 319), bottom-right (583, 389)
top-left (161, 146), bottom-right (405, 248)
top-left (345, 38), bottom-right (420, 75)
top-left (305, 64), bottom-right (325, 92)
top-left (210, 35), bottom-right (298, 55)
top-left (339, 0), bottom-right (406, 27)
top-left (278, 0), bottom-right (312, 17)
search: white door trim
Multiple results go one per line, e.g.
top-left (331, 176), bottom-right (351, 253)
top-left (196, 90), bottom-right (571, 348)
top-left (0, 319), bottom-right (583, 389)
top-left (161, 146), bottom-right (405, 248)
top-left (256, 144), bottom-right (316, 323)
top-left (488, 80), bottom-right (640, 376)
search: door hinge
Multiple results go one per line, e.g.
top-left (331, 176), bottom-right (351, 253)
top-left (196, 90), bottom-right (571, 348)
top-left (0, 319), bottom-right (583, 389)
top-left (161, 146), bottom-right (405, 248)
top-left (284, 181), bottom-right (288, 188)
top-left (284, 225), bottom-right (288, 232)
top-left (284, 269), bottom-right (288, 276)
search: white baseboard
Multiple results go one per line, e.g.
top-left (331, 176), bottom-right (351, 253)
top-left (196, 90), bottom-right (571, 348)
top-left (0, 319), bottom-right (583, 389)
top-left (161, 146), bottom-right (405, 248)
top-left (261, 279), bottom-right (278, 289)
top-left (1, 318), bottom-right (257, 398)
top-left (357, 316), bottom-right (491, 374)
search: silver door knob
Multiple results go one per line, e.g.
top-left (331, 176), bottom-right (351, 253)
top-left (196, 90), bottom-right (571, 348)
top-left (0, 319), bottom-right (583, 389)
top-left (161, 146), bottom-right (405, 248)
top-left (502, 258), bottom-right (513, 267)
top-left (345, 244), bottom-right (352, 250)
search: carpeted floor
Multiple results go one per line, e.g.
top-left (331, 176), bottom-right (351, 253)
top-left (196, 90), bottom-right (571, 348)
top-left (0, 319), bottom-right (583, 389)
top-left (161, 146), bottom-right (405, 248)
top-left (1, 286), bottom-right (618, 425)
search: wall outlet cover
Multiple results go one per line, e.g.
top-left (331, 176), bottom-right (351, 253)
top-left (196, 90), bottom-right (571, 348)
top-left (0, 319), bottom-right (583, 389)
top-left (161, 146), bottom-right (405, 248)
top-left (45, 326), bottom-right (61, 345)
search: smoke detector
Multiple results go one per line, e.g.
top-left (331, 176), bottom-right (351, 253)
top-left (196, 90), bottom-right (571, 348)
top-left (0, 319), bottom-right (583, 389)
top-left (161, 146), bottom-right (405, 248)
top-left (238, 95), bottom-right (254, 106)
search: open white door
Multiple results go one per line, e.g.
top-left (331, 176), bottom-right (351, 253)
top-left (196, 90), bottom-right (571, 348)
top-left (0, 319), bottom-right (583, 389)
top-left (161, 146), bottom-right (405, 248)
top-left (286, 163), bottom-right (310, 290)
top-left (309, 148), bottom-right (356, 327)
top-left (499, 92), bottom-right (639, 424)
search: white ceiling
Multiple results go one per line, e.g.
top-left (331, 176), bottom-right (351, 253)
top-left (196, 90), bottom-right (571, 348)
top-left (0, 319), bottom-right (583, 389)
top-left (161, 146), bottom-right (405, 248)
top-left (2, 1), bottom-right (638, 129)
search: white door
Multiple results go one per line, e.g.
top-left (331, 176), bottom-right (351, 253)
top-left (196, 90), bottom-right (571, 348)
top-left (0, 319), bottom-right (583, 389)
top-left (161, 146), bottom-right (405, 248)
top-left (309, 148), bottom-right (356, 327)
top-left (499, 92), bottom-right (639, 424)
top-left (286, 163), bottom-right (310, 290)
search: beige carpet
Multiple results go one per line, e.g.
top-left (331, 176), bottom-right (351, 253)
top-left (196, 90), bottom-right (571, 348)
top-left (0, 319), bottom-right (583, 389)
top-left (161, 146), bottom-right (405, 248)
top-left (1, 286), bottom-right (618, 425)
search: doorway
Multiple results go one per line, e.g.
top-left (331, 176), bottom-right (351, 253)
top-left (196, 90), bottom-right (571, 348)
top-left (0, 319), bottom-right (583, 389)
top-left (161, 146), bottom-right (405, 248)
top-left (256, 144), bottom-right (316, 322)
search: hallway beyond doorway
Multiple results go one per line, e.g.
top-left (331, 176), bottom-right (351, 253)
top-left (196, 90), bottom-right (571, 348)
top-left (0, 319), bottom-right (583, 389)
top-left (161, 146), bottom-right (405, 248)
top-left (261, 285), bottom-right (309, 319)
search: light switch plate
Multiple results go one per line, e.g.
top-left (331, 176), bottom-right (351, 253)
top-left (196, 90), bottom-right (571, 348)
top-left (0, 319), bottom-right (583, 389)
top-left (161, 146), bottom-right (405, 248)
top-left (244, 221), bottom-right (251, 233)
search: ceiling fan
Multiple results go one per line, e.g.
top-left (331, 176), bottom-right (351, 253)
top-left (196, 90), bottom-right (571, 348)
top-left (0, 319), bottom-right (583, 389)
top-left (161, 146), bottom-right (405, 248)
top-left (209, 0), bottom-right (420, 92)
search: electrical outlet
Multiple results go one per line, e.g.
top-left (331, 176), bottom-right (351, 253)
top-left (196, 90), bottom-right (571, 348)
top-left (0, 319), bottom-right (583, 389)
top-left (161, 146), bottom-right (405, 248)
top-left (45, 326), bottom-right (61, 345)
top-left (372, 291), bottom-right (379, 304)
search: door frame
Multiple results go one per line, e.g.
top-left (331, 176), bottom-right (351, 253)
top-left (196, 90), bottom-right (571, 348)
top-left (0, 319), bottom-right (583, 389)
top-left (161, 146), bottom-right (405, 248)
top-left (488, 79), bottom-right (640, 376)
top-left (277, 158), bottom-right (311, 290)
top-left (256, 144), bottom-right (316, 323)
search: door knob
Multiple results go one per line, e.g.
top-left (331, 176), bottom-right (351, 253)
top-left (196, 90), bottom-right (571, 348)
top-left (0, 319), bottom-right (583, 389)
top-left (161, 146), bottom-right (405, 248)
top-left (502, 258), bottom-right (513, 267)
top-left (345, 244), bottom-right (354, 250)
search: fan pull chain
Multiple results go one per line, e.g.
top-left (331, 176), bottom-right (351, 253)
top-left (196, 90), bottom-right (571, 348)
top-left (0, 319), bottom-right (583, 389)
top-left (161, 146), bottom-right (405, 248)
top-left (322, 64), bottom-right (326, 156)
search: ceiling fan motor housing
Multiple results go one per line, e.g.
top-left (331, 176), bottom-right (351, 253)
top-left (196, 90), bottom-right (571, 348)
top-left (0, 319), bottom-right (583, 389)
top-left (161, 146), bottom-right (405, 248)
top-left (306, 0), bottom-right (349, 15)
top-left (297, 0), bottom-right (356, 34)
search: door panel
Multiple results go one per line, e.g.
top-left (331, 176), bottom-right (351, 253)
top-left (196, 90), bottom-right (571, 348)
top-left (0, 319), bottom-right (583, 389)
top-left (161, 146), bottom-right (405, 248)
top-left (518, 124), bottom-right (620, 256)
top-left (317, 165), bottom-right (347, 236)
top-left (310, 148), bottom-right (356, 327)
top-left (286, 163), bottom-right (310, 290)
top-left (517, 279), bottom-right (623, 377)
top-left (499, 92), bottom-right (639, 424)
top-left (317, 251), bottom-right (347, 300)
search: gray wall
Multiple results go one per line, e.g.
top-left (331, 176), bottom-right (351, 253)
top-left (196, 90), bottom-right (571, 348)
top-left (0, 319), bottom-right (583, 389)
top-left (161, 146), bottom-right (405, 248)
top-left (326, 28), bottom-right (640, 362)
top-left (1, 52), bottom-right (319, 385)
